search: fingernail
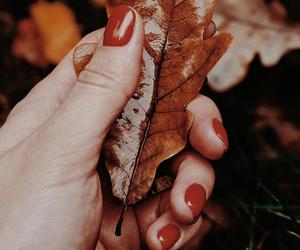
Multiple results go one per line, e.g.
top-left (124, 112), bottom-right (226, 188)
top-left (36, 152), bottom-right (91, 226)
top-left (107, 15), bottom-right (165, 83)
top-left (203, 21), bottom-right (217, 39)
top-left (185, 183), bottom-right (206, 221)
top-left (103, 5), bottom-right (136, 46)
top-left (157, 224), bottom-right (180, 250)
top-left (213, 118), bottom-right (229, 152)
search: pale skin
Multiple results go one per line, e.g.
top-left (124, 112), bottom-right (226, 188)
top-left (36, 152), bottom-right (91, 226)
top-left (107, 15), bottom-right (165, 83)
top-left (0, 9), bottom-right (226, 250)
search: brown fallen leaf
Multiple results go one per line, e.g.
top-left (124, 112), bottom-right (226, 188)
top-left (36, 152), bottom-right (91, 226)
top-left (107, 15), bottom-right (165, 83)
top-left (208, 0), bottom-right (300, 92)
top-left (73, 0), bottom-right (232, 234)
top-left (30, 1), bottom-right (81, 64)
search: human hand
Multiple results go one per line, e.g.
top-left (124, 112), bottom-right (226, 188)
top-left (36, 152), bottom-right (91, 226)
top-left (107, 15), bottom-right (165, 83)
top-left (0, 6), bottom-right (228, 250)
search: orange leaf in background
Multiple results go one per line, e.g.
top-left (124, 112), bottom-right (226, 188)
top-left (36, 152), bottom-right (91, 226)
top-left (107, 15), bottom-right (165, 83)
top-left (30, 1), bottom-right (81, 64)
top-left (208, 0), bottom-right (300, 92)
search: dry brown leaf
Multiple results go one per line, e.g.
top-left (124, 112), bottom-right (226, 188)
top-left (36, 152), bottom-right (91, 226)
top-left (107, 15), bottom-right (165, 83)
top-left (208, 0), bottom-right (300, 92)
top-left (106, 0), bottom-right (232, 206)
top-left (30, 1), bottom-right (81, 64)
top-left (73, 0), bottom-right (232, 233)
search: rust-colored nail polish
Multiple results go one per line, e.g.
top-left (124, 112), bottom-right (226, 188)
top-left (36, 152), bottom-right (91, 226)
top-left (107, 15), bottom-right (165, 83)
top-left (185, 184), bottom-right (206, 220)
top-left (103, 5), bottom-right (136, 46)
top-left (203, 21), bottom-right (217, 39)
top-left (157, 224), bottom-right (180, 250)
top-left (212, 118), bottom-right (229, 152)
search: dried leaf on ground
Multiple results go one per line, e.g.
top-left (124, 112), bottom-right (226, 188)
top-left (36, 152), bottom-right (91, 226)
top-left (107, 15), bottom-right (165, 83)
top-left (73, 0), bottom-right (231, 210)
top-left (208, 0), bottom-right (300, 92)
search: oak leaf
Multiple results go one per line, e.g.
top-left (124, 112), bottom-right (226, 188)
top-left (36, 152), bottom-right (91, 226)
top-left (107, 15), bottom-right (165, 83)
top-left (208, 0), bottom-right (300, 92)
top-left (73, 0), bottom-right (232, 230)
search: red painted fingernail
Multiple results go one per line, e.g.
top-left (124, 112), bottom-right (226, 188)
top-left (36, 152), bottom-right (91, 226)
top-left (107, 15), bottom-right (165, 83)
top-left (213, 118), bottom-right (229, 152)
top-left (157, 224), bottom-right (180, 250)
top-left (185, 184), bottom-right (206, 220)
top-left (103, 5), bottom-right (136, 46)
top-left (203, 21), bottom-right (217, 39)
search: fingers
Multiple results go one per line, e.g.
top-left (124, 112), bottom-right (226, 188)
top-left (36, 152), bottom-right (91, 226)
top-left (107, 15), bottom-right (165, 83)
top-left (135, 151), bottom-right (215, 250)
top-left (169, 151), bottom-right (215, 224)
top-left (40, 6), bottom-right (144, 154)
top-left (0, 29), bottom-right (104, 154)
top-left (187, 95), bottom-right (229, 160)
top-left (147, 151), bottom-right (214, 249)
top-left (146, 210), bottom-right (203, 250)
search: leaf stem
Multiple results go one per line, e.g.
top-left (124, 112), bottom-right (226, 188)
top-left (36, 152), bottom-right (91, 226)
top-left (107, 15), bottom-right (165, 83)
top-left (115, 204), bottom-right (128, 236)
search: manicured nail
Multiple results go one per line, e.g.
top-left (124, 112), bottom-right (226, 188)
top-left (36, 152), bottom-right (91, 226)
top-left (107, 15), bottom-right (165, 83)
top-left (157, 224), bottom-right (180, 250)
top-left (103, 5), bottom-right (136, 46)
top-left (212, 118), bottom-right (229, 152)
top-left (185, 183), bottom-right (206, 221)
top-left (203, 21), bottom-right (217, 39)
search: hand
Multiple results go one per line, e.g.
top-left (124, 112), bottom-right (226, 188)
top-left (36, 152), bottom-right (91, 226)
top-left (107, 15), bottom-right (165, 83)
top-left (0, 6), bottom-right (228, 250)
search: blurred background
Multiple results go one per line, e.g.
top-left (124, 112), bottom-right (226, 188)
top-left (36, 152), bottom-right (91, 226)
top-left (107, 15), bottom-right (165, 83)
top-left (0, 0), bottom-right (299, 249)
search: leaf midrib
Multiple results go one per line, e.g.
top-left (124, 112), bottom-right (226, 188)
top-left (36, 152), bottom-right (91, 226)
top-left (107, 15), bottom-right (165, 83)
top-left (123, 1), bottom-right (177, 204)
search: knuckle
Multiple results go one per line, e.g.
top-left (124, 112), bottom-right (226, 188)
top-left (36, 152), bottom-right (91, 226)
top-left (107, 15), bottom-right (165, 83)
top-left (77, 67), bottom-right (132, 101)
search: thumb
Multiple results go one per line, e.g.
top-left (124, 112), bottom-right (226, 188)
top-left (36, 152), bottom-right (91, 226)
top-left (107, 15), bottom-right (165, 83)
top-left (46, 6), bottom-right (144, 145)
